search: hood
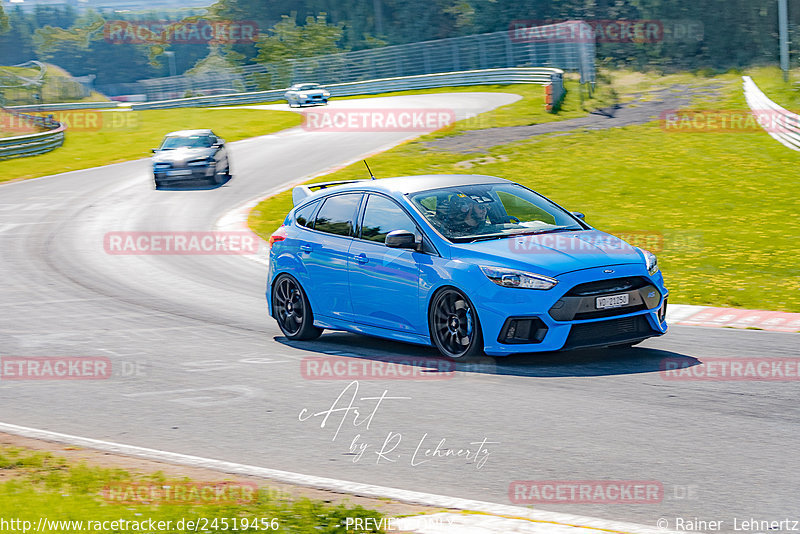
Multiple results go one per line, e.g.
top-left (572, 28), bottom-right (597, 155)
top-left (152, 147), bottom-right (215, 165)
top-left (448, 230), bottom-right (645, 277)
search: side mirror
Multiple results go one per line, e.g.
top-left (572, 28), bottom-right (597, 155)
top-left (571, 211), bottom-right (585, 220)
top-left (216, 139), bottom-right (225, 146)
top-left (151, 148), bottom-right (157, 153)
top-left (385, 230), bottom-right (417, 250)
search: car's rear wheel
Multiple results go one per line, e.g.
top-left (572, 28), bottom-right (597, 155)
top-left (429, 288), bottom-right (484, 360)
top-left (272, 274), bottom-right (323, 340)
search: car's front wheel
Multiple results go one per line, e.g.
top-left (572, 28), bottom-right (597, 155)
top-left (272, 274), bottom-right (323, 340)
top-left (429, 288), bottom-right (484, 360)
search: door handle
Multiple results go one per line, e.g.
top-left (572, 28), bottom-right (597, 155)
top-left (300, 244), bottom-right (312, 253)
top-left (355, 253), bottom-right (369, 264)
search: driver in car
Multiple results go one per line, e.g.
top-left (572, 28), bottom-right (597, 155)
top-left (447, 195), bottom-right (488, 234)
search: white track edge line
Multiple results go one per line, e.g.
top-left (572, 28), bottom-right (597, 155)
top-left (0, 422), bottom-right (677, 534)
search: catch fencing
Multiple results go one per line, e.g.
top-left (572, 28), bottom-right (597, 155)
top-left (136, 22), bottom-right (594, 101)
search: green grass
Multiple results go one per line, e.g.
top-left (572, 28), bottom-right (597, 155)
top-left (249, 67), bottom-right (800, 312)
top-left (0, 108), bottom-right (302, 183)
top-left (0, 446), bottom-right (385, 533)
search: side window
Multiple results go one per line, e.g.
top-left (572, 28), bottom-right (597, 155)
top-left (360, 195), bottom-right (418, 244)
top-left (314, 194), bottom-right (361, 237)
top-left (294, 201), bottom-right (318, 228)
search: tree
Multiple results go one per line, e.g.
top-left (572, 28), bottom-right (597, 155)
top-left (0, 5), bottom-right (9, 35)
top-left (256, 13), bottom-right (345, 63)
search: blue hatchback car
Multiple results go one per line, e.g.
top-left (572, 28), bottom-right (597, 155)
top-left (267, 175), bottom-right (668, 359)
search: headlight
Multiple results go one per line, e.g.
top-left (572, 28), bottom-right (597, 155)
top-left (639, 248), bottom-right (659, 275)
top-left (480, 265), bottom-right (558, 290)
top-left (188, 158), bottom-right (213, 166)
top-left (298, 93), bottom-right (308, 98)
top-left (322, 91), bottom-right (330, 97)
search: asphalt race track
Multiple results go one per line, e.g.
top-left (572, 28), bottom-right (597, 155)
top-left (1, 93), bottom-right (797, 529)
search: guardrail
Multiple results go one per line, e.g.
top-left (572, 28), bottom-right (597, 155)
top-left (742, 75), bottom-right (800, 151)
top-left (130, 68), bottom-right (566, 112)
top-left (8, 101), bottom-right (119, 112)
top-left (0, 108), bottom-right (66, 160)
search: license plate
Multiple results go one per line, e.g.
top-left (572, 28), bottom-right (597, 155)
top-left (596, 293), bottom-right (629, 309)
top-left (167, 169), bottom-right (192, 176)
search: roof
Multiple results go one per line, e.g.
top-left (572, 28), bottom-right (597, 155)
top-left (327, 174), bottom-right (510, 195)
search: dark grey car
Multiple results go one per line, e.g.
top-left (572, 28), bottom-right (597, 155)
top-left (152, 129), bottom-right (231, 189)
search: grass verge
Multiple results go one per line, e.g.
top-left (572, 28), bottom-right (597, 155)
top-left (0, 444), bottom-right (386, 533)
top-left (0, 108), bottom-right (301, 183)
top-left (249, 67), bottom-right (800, 312)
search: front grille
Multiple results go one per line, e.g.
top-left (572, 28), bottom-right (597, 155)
top-left (566, 277), bottom-right (649, 296)
top-left (550, 277), bottom-right (661, 321)
top-left (563, 315), bottom-right (656, 350)
top-left (573, 304), bottom-right (647, 321)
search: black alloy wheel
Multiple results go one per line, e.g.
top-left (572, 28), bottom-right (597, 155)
top-left (429, 288), bottom-right (484, 359)
top-left (272, 274), bottom-right (323, 340)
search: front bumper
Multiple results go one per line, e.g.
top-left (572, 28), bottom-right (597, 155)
top-left (154, 165), bottom-right (215, 182)
top-left (293, 95), bottom-right (328, 106)
top-left (475, 264), bottom-right (668, 355)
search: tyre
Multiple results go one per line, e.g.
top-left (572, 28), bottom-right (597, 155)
top-left (271, 274), bottom-right (323, 340)
top-left (154, 180), bottom-right (162, 189)
top-left (429, 287), bottom-right (484, 360)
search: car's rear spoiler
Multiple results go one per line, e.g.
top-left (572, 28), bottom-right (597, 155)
top-left (292, 179), bottom-right (370, 206)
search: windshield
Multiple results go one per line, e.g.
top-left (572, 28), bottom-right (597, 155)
top-left (408, 183), bottom-right (584, 242)
top-left (294, 84), bottom-right (320, 91)
top-left (159, 135), bottom-right (213, 150)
